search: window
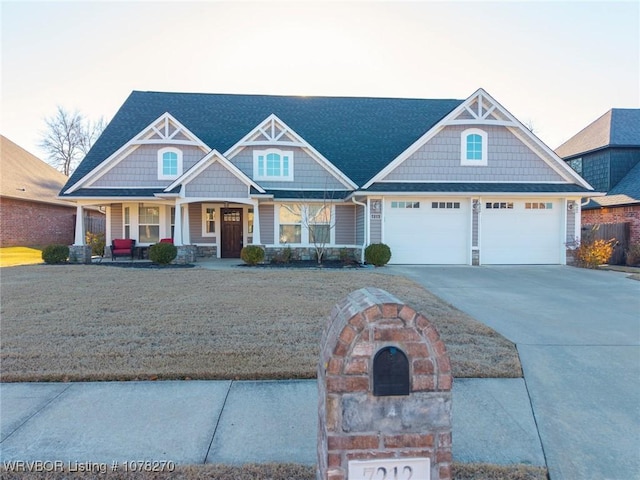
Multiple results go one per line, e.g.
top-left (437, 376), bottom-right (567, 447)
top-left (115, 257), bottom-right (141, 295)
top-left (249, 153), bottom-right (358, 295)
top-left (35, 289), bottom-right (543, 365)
top-left (202, 205), bottom-right (216, 236)
top-left (525, 202), bottom-right (553, 210)
top-left (431, 201), bottom-right (460, 209)
top-left (254, 149), bottom-right (294, 181)
top-left (248, 208), bottom-right (254, 234)
top-left (124, 206), bottom-right (131, 238)
top-left (461, 128), bottom-right (488, 166)
top-left (138, 205), bottom-right (160, 243)
top-left (485, 202), bottom-right (514, 209)
top-left (391, 201), bottom-right (420, 209)
top-left (158, 147), bottom-right (183, 180)
top-left (308, 205), bottom-right (331, 244)
top-left (568, 157), bottom-right (583, 175)
top-left (279, 205), bottom-right (302, 243)
top-left (170, 207), bottom-right (176, 239)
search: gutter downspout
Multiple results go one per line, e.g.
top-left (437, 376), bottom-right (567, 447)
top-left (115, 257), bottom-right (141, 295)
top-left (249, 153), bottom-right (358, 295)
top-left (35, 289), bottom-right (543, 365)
top-left (351, 197), bottom-right (368, 264)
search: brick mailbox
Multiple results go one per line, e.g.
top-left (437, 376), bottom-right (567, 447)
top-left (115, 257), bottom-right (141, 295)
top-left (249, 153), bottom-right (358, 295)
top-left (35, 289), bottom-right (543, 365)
top-left (318, 287), bottom-right (452, 480)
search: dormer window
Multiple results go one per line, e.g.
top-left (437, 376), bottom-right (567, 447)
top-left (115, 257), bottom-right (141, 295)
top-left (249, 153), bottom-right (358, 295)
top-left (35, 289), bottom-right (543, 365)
top-left (158, 147), bottom-right (183, 180)
top-left (254, 149), bottom-right (294, 181)
top-left (461, 128), bottom-right (488, 166)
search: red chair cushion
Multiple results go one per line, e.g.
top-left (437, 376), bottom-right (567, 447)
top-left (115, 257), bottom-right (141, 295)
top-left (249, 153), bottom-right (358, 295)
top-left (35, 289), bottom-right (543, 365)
top-left (113, 239), bottom-right (134, 249)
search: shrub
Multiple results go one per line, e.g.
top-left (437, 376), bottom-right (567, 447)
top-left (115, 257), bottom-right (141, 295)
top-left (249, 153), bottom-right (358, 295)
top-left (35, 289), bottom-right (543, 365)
top-left (149, 242), bottom-right (178, 265)
top-left (85, 232), bottom-right (106, 257)
top-left (365, 243), bottom-right (392, 267)
top-left (626, 243), bottom-right (640, 266)
top-left (41, 244), bottom-right (69, 264)
top-left (240, 245), bottom-right (265, 266)
top-left (574, 239), bottom-right (615, 269)
top-left (340, 248), bottom-right (356, 265)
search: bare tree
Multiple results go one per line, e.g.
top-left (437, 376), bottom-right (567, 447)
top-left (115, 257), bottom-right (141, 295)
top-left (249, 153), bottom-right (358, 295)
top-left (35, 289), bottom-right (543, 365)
top-left (40, 106), bottom-right (105, 176)
top-left (296, 188), bottom-right (339, 264)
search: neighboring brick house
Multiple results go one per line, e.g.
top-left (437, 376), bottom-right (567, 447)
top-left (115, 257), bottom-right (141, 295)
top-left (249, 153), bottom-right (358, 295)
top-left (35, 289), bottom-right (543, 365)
top-left (60, 88), bottom-right (597, 265)
top-left (0, 135), bottom-right (78, 247)
top-left (556, 109), bottom-right (640, 245)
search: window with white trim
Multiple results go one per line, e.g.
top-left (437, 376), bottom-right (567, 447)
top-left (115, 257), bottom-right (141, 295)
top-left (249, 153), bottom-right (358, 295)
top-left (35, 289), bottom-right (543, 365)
top-left (525, 202), bottom-right (553, 210)
top-left (254, 149), bottom-right (294, 181)
top-left (138, 205), bottom-right (160, 243)
top-left (485, 202), bottom-right (514, 209)
top-left (391, 201), bottom-right (420, 209)
top-left (202, 205), bottom-right (216, 237)
top-left (461, 128), bottom-right (488, 166)
top-left (158, 147), bottom-right (183, 180)
top-left (124, 206), bottom-right (131, 239)
top-left (308, 205), bottom-right (331, 244)
top-left (279, 204), bottom-right (302, 243)
top-left (432, 201), bottom-right (460, 209)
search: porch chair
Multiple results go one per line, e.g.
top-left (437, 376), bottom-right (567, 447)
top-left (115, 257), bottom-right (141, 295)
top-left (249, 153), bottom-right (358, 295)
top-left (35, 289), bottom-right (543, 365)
top-left (110, 238), bottom-right (136, 260)
top-left (159, 238), bottom-right (174, 244)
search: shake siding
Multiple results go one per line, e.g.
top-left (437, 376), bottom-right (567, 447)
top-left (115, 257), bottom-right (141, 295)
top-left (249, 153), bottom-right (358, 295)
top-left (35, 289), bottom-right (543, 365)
top-left (383, 125), bottom-right (565, 182)
top-left (185, 162), bottom-right (248, 198)
top-left (111, 204), bottom-right (123, 239)
top-left (91, 145), bottom-right (205, 187)
top-left (259, 205), bottom-right (275, 244)
top-left (356, 204), bottom-right (365, 245)
top-left (335, 205), bottom-right (355, 244)
top-left (189, 203), bottom-right (213, 243)
top-left (370, 214), bottom-right (382, 244)
top-left (229, 147), bottom-right (346, 189)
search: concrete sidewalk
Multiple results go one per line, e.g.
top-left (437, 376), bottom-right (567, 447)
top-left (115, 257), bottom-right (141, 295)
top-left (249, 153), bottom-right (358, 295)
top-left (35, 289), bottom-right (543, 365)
top-left (0, 378), bottom-right (543, 467)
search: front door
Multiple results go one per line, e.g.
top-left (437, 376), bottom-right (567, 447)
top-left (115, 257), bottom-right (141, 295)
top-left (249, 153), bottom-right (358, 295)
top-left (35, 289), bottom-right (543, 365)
top-left (221, 208), bottom-right (243, 258)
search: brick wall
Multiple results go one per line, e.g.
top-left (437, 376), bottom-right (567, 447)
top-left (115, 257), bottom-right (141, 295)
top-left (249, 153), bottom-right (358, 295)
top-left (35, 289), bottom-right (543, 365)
top-left (582, 205), bottom-right (640, 244)
top-left (318, 287), bottom-right (452, 480)
top-left (0, 197), bottom-right (75, 247)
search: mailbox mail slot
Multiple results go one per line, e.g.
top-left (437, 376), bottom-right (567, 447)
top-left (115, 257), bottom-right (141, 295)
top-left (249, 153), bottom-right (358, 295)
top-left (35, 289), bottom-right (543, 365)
top-left (373, 346), bottom-right (410, 396)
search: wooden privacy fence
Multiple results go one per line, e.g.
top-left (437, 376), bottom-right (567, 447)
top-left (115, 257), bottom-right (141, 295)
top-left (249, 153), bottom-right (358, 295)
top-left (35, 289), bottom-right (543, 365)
top-left (83, 215), bottom-right (106, 235)
top-left (581, 222), bottom-right (630, 265)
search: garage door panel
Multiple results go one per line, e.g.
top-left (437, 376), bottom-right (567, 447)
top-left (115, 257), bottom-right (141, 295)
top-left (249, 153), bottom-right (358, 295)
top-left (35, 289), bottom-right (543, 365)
top-left (481, 199), bottom-right (561, 264)
top-left (385, 198), bottom-right (469, 264)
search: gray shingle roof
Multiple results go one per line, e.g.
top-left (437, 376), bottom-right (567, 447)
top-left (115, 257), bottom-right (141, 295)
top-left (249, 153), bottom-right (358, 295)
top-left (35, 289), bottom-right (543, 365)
top-left (61, 91), bottom-right (463, 194)
top-left (555, 109), bottom-right (640, 159)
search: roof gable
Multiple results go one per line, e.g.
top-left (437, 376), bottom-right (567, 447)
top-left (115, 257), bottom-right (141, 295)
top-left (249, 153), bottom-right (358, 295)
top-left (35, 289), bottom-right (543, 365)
top-left (364, 88), bottom-right (591, 190)
top-left (61, 91), bottom-right (463, 193)
top-left (64, 112), bottom-right (210, 193)
top-left (224, 113), bottom-right (357, 189)
top-left (555, 108), bottom-right (640, 159)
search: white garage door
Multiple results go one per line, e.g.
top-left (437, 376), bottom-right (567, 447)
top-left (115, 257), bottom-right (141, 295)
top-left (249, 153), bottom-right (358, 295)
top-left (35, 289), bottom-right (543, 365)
top-left (481, 199), bottom-right (562, 264)
top-left (384, 198), bottom-right (470, 264)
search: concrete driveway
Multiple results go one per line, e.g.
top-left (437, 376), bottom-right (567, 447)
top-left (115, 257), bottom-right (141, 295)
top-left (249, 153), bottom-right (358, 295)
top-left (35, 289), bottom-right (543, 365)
top-left (388, 265), bottom-right (640, 480)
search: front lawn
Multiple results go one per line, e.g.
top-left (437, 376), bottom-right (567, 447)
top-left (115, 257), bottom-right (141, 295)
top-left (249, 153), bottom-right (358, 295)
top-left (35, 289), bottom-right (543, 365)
top-left (0, 266), bottom-right (521, 381)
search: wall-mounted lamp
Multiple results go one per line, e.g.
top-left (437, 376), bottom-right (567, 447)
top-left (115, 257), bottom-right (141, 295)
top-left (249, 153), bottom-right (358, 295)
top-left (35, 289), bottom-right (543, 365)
top-left (472, 200), bottom-right (481, 213)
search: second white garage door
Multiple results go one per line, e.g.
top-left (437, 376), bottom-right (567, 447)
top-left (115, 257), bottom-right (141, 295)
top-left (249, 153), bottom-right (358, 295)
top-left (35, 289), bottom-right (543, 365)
top-left (384, 198), bottom-right (470, 264)
top-left (481, 199), bottom-right (562, 264)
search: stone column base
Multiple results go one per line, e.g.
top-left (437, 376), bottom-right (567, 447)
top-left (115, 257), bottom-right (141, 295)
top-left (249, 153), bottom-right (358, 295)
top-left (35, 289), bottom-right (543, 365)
top-left (175, 245), bottom-right (197, 264)
top-left (69, 245), bottom-right (92, 264)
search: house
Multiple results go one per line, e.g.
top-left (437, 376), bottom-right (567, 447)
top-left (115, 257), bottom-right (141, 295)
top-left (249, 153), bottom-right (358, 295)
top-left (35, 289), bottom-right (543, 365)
top-left (0, 135), bottom-right (78, 247)
top-left (59, 88), bottom-right (596, 265)
top-left (556, 109), bottom-right (640, 246)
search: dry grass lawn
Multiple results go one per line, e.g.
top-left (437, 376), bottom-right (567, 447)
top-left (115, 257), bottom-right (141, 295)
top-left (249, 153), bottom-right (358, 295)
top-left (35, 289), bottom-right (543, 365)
top-left (0, 265), bottom-right (521, 382)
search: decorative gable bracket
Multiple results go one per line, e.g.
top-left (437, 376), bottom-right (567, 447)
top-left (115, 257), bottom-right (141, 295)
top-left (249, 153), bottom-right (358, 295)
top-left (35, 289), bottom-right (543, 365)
top-left (131, 113), bottom-right (209, 147)
top-left (443, 90), bottom-right (517, 127)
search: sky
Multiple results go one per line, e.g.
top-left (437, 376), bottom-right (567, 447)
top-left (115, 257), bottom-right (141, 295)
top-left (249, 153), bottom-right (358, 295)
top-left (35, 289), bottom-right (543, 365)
top-left (1, 1), bottom-right (639, 166)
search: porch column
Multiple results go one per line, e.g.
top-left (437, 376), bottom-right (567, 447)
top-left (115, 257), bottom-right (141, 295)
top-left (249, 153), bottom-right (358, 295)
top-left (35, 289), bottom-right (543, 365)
top-left (174, 203), bottom-right (183, 246)
top-left (105, 206), bottom-right (112, 246)
top-left (252, 200), bottom-right (261, 244)
top-left (73, 205), bottom-right (85, 245)
top-left (182, 203), bottom-right (191, 244)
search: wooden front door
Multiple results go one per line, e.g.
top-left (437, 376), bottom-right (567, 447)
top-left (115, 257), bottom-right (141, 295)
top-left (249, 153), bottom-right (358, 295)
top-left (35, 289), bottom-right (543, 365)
top-left (221, 208), bottom-right (243, 258)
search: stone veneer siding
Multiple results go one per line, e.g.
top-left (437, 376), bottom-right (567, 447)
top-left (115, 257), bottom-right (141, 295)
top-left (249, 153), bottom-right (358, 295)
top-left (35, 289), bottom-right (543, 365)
top-left (318, 287), bottom-right (452, 480)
